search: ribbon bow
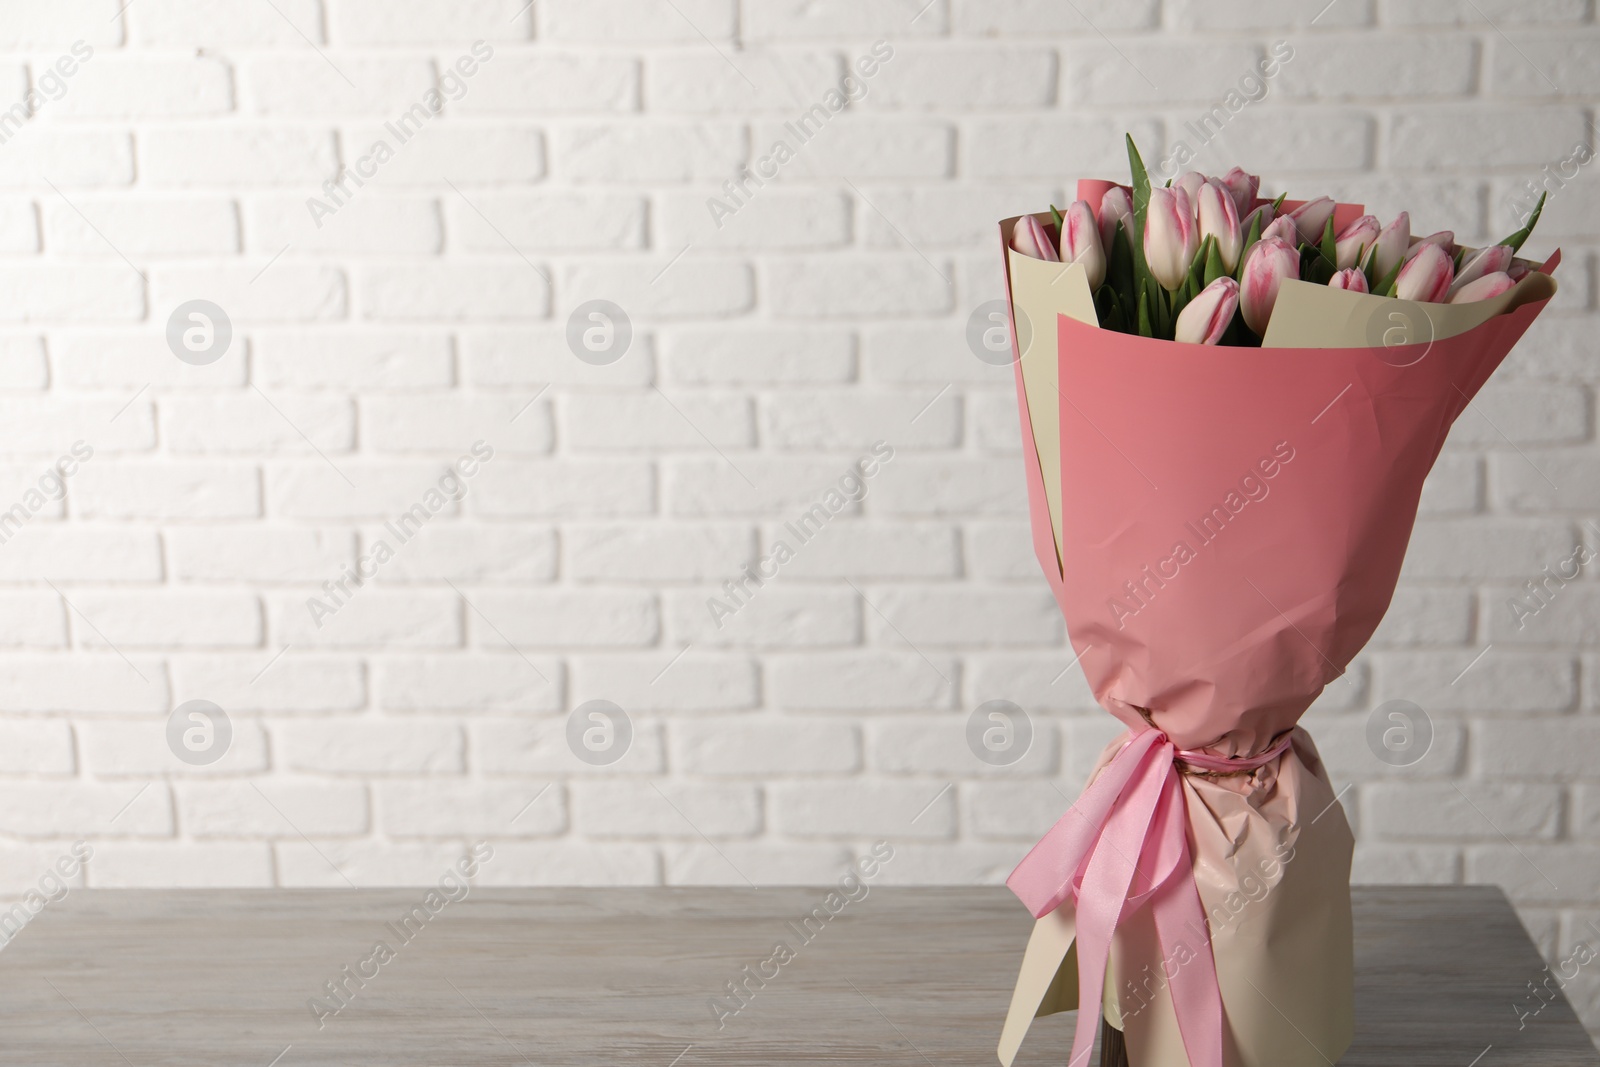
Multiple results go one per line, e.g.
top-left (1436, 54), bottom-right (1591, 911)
top-left (1006, 726), bottom-right (1294, 1067)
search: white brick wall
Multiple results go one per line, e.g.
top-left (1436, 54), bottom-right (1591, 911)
top-left (0, 0), bottom-right (1596, 1039)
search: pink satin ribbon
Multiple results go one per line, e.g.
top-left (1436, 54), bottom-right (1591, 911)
top-left (1006, 727), bottom-right (1294, 1067)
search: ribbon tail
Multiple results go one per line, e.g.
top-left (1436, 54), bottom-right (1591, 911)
top-left (1149, 776), bottom-right (1226, 1067)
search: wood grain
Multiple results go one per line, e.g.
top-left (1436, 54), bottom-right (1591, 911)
top-left (0, 886), bottom-right (1591, 1065)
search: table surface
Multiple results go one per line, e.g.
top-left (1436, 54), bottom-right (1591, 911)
top-left (0, 885), bottom-right (1593, 1066)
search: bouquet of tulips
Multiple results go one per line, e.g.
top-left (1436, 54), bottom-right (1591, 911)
top-left (994, 137), bottom-right (1559, 1067)
top-left (1009, 136), bottom-right (1546, 346)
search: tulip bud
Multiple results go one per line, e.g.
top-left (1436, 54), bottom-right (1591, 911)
top-left (1334, 214), bottom-right (1381, 271)
top-left (1448, 244), bottom-right (1514, 297)
top-left (1447, 271), bottom-right (1515, 303)
top-left (1174, 171), bottom-right (1209, 213)
top-left (1394, 241), bottom-right (1454, 303)
top-left (1261, 215), bottom-right (1299, 246)
top-left (1196, 180), bottom-right (1243, 271)
top-left (1099, 186), bottom-right (1134, 251)
top-left (1508, 261), bottom-right (1533, 282)
top-left (1174, 276), bottom-right (1240, 345)
top-left (1221, 166), bottom-right (1260, 219)
top-left (1144, 186), bottom-right (1199, 292)
top-left (1287, 196), bottom-right (1336, 245)
top-left (1403, 230), bottom-right (1455, 263)
top-left (1060, 200), bottom-right (1107, 291)
top-left (1010, 215), bottom-right (1059, 262)
top-left (1365, 212), bottom-right (1410, 280)
top-left (1329, 268), bottom-right (1369, 293)
top-left (1239, 236), bottom-right (1300, 336)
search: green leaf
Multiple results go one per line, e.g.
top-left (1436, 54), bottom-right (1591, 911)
top-left (1050, 203), bottom-right (1064, 233)
top-left (1203, 235), bottom-right (1226, 286)
top-left (1374, 253), bottom-right (1404, 298)
top-left (1271, 192), bottom-right (1288, 213)
top-left (1319, 212), bottom-right (1338, 271)
top-left (1137, 281), bottom-right (1154, 338)
top-left (1126, 133), bottom-right (1153, 296)
top-left (1237, 210), bottom-right (1264, 281)
top-left (1496, 191), bottom-right (1546, 253)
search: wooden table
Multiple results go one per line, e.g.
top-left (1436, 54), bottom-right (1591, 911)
top-left (0, 885), bottom-right (1593, 1065)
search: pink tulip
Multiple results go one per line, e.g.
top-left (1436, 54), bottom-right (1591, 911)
top-left (1239, 236), bottom-right (1300, 336)
top-left (1365, 212), bottom-right (1410, 280)
top-left (1404, 230), bottom-right (1456, 262)
top-left (1242, 203), bottom-right (1274, 235)
top-left (1174, 171), bottom-right (1209, 212)
top-left (1334, 214), bottom-right (1381, 270)
top-left (1329, 268), bottom-right (1369, 293)
top-left (1220, 166), bottom-right (1260, 218)
top-left (1508, 261), bottom-right (1533, 282)
top-left (1174, 276), bottom-right (1239, 345)
top-left (1060, 200), bottom-right (1106, 290)
top-left (1448, 244), bottom-right (1514, 297)
top-left (1144, 186), bottom-right (1199, 291)
top-left (1448, 271), bottom-right (1515, 303)
top-left (1098, 186), bottom-right (1134, 251)
top-left (1394, 241), bottom-right (1454, 302)
top-left (1196, 180), bottom-right (1243, 271)
top-left (1287, 196), bottom-right (1337, 245)
top-left (1010, 214), bottom-right (1058, 262)
top-left (1261, 214), bottom-right (1299, 246)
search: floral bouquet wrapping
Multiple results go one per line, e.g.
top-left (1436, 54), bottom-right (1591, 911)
top-left (994, 140), bottom-right (1559, 1067)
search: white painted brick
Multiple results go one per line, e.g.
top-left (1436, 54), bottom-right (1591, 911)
top-left (172, 655), bottom-right (365, 713)
top-left (751, 117), bottom-right (955, 179)
top-left (859, 325), bottom-right (1007, 386)
top-left (471, 459), bottom-right (654, 518)
top-left (956, 0), bottom-right (1160, 33)
top-left (762, 521), bottom-right (960, 580)
top-left (565, 259), bottom-right (754, 319)
top-left (0, 656), bottom-right (168, 713)
top-left (1062, 42), bottom-right (1259, 107)
top-left (89, 843), bottom-right (274, 887)
top-left (472, 716), bottom-right (666, 775)
top-left (166, 527), bottom-right (355, 584)
top-left (1351, 843), bottom-right (1461, 884)
top-left (244, 57), bottom-right (433, 115)
top-left (1366, 782), bottom-right (1563, 840)
top-left (659, 189), bottom-right (851, 250)
top-left (269, 589), bottom-right (461, 648)
top-left (1401, 519), bottom-right (1577, 579)
top-left (0, 526), bottom-right (161, 583)
top-left (45, 196), bottom-right (237, 257)
top-left (745, 0), bottom-right (950, 40)
top-left (379, 781), bottom-right (565, 837)
top-left (763, 390), bottom-right (957, 450)
top-left (1448, 380), bottom-right (1590, 446)
top-left (567, 522), bottom-right (753, 582)
top-left (771, 781), bottom-right (954, 839)
top-left (462, 328), bottom-right (654, 388)
top-left (672, 717), bottom-right (860, 775)
top-left (766, 256), bottom-right (953, 318)
top-left (359, 261), bottom-right (550, 321)
top-left (329, 0), bottom-right (532, 44)
top-left (337, 122), bottom-right (546, 185)
top-left (1466, 845), bottom-right (1600, 905)
top-left (646, 49), bottom-right (839, 114)
top-left (178, 779), bottom-right (368, 837)
top-left (365, 523), bottom-right (557, 583)
top-left (0, 782), bottom-right (170, 836)
top-left (1302, 713), bottom-right (1466, 779)
top-left (1380, 0), bottom-right (1587, 24)
top-left (162, 395), bottom-right (354, 455)
top-left (0, 0), bottom-right (124, 47)
top-left (872, 843), bottom-right (1024, 886)
top-left (50, 332), bottom-right (245, 390)
top-left (1474, 719), bottom-right (1600, 778)
top-left (1391, 106), bottom-right (1590, 170)
top-left (0, 265), bottom-right (144, 322)
top-left (70, 590), bottom-right (262, 649)
top-left (659, 327), bottom-right (855, 386)
top-left (131, 0), bottom-right (326, 45)
top-left (477, 842), bottom-right (659, 886)
top-left (362, 395), bottom-right (550, 454)
top-left (572, 780), bottom-right (760, 838)
top-left (0, 719), bottom-right (74, 773)
top-left (72, 462), bottom-right (260, 520)
top-left (0, 199), bottom-right (38, 254)
top-left (1370, 587), bottom-right (1475, 646)
top-left (139, 126), bottom-right (337, 186)
top-left (374, 654), bottom-right (561, 713)
top-left (964, 782), bottom-right (1076, 842)
top-left (664, 588), bottom-right (861, 648)
top-left (871, 716), bottom-right (1059, 777)
top-left (0, 335), bottom-right (46, 388)
top-left (862, 586), bottom-right (1063, 647)
top-left (562, 392), bottom-right (751, 451)
top-left (246, 194), bottom-right (441, 255)
top-left (971, 390), bottom-right (1023, 452)
top-left (872, 458), bottom-right (1026, 516)
top-left (275, 839), bottom-right (472, 886)
top-left (458, 55), bottom-right (637, 115)
top-left (539, 0), bottom-right (736, 41)
top-left (1418, 453), bottom-right (1482, 515)
top-left (1492, 34), bottom-right (1600, 97)
top-left (1492, 587), bottom-right (1600, 645)
top-left (54, 57), bottom-right (234, 118)
top-left (1492, 450), bottom-right (1600, 512)
top-left (965, 521), bottom-right (1046, 581)
top-left (278, 717), bottom-right (464, 774)
top-left (464, 590), bottom-right (658, 648)
top-left (861, 45), bottom-right (1056, 111)
top-left (267, 460), bottom-right (465, 520)
top-left (552, 122), bottom-right (742, 182)
top-left (767, 652), bottom-right (957, 710)
top-left (1276, 36), bottom-right (1479, 100)
top-left (966, 116), bottom-right (1162, 180)
top-left (79, 718), bottom-right (268, 775)
top-left (253, 331), bottom-right (454, 390)
top-left (1377, 651), bottom-right (1575, 712)
top-left (663, 842), bottom-right (851, 885)
top-left (446, 191), bottom-right (644, 251)
top-left (665, 457), bottom-right (865, 517)
top-left (152, 264), bottom-right (345, 324)
top-left (966, 654), bottom-right (1127, 715)
top-left (1208, 111), bottom-right (1377, 174)
top-left (1167, 0), bottom-right (1373, 28)
top-left (0, 130), bottom-right (132, 187)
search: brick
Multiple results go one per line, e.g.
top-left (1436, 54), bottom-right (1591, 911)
top-left (965, 782), bottom-right (1078, 841)
top-left (1492, 33), bottom-right (1600, 96)
top-left (253, 331), bottom-right (453, 389)
top-left (329, 0), bottom-right (532, 43)
top-left (971, 390), bottom-right (1024, 452)
top-left (178, 779), bottom-right (368, 837)
top-left (167, 527), bottom-right (355, 584)
top-left (0, 335), bottom-right (45, 387)
top-left (139, 126), bottom-right (337, 186)
top-left (1376, 650), bottom-right (1575, 712)
top-left (270, 589), bottom-right (461, 648)
top-left (472, 716), bottom-right (666, 775)
top-left (565, 259), bottom-right (753, 319)
top-left (860, 324), bottom-right (1012, 386)
top-left (1380, 0), bottom-right (1587, 24)
top-left (0, 397), bottom-right (152, 452)
top-left (1475, 718), bottom-right (1600, 778)
top-left (872, 459), bottom-right (1027, 516)
top-left (566, 522), bottom-right (754, 582)
top-left (446, 191), bottom-right (645, 251)
top-left (71, 591), bottom-right (262, 649)
top-left (1390, 106), bottom-right (1589, 170)
top-left (646, 49), bottom-right (839, 114)
top-left (967, 116), bottom-right (1162, 180)
top-left (0, 526), bottom-right (161, 582)
top-left (50, 332), bottom-right (246, 390)
top-left (552, 122), bottom-right (742, 182)
top-left (0, 130), bottom-right (132, 187)
top-left (380, 781), bottom-right (566, 837)
top-left (0, 782), bottom-right (170, 836)
top-left (0, 0), bottom-right (124, 47)
top-left (1206, 111), bottom-right (1375, 174)
top-left (663, 842), bottom-right (852, 886)
top-left (1401, 519), bottom-right (1577, 579)
top-left (362, 395), bottom-right (551, 454)
top-left (171, 655), bottom-right (365, 713)
top-left (771, 781), bottom-right (954, 839)
top-left (1448, 380), bottom-right (1589, 446)
top-left (477, 842), bottom-right (660, 886)
top-left (73, 463), bottom-right (260, 519)
top-left (161, 395), bottom-right (354, 454)
top-left (872, 716), bottom-right (1059, 777)
top-left (864, 587), bottom-right (1063, 647)
top-left (153, 264), bottom-right (345, 324)
top-left (79, 719), bottom-right (268, 775)
top-left (1366, 782), bottom-right (1563, 840)
top-left (131, 0), bottom-right (326, 45)
top-left (544, 0), bottom-right (735, 39)
top-left (471, 460), bottom-right (654, 518)
top-left (360, 262), bottom-right (550, 321)
top-left (744, 0), bottom-right (950, 39)
top-left (573, 781), bottom-right (760, 838)
top-left (1277, 35), bottom-right (1478, 99)
top-left (90, 843), bottom-right (274, 887)
top-left (464, 591), bottom-right (659, 648)
top-left (659, 326), bottom-right (855, 385)
top-left (274, 840), bottom-right (471, 886)
top-left (278, 718), bottom-right (464, 774)
top-left (665, 457), bottom-right (865, 517)
top-left (1466, 844), bottom-right (1600, 905)
top-left (766, 256), bottom-right (953, 318)
top-left (955, 0), bottom-right (1160, 32)
top-left (374, 654), bottom-right (561, 713)
top-left (1492, 450), bottom-right (1600, 512)
top-left (55, 57), bottom-right (234, 118)
top-left (765, 390), bottom-right (957, 451)
top-left (664, 588), bottom-right (861, 648)
top-left (338, 122), bottom-right (545, 185)
top-left (1168, 0), bottom-right (1373, 27)
top-left (0, 264), bottom-right (144, 322)
top-left (764, 520), bottom-right (960, 579)
top-left (562, 393), bottom-right (752, 451)
top-left (247, 194), bottom-right (442, 254)
top-left (768, 652), bottom-right (957, 710)
top-left (571, 652), bottom-right (760, 711)
top-left (750, 117), bottom-right (955, 179)
top-left (0, 719), bottom-right (73, 773)
top-left (1493, 586), bottom-right (1600, 644)
top-left (45, 196), bottom-right (238, 256)
top-left (672, 718), bottom-right (860, 775)
top-left (862, 45), bottom-right (1055, 110)
top-left (365, 523), bottom-right (557, 583)
top-left (1063, 42), bottom-right (1260, 107)
top-left (965, 522), bottom-right (1049, 581)
top-left (660, 189), bottom-right (851, 250)
top-left (244, 57), bottom-right (433, 115)
top-left (1418, 452), bottom-right (1482, 515)
top-left (1351, 843), bottom-right (1461, 884)
top-left (1369, 586), bottom-right (1474, 646)
top-left (462, 328), bottom-right (655, 388)
top-left (871, 842), bottom-right (1030, 885)
top-left (458, 55), bottom-right (638, 114)
top-left (267, 460), bottom-right (467, 520)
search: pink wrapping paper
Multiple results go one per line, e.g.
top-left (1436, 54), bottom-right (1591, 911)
top-left (995, 201), bottom-right (1558, 1067)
